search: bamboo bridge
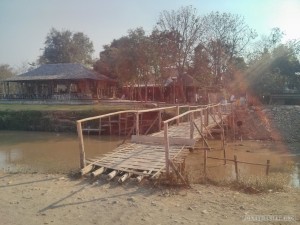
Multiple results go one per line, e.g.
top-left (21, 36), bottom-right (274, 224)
top-left (76, 103), bottom-right (236, 184)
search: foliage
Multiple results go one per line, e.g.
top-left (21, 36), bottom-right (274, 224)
top-left (39, 28), bottom-right (94, 65)
top-left (192, 12), bottom-right (257, 86)
top-left (156, 6), bottom-right (204, 74)
top-left (246, 29), bottom-right (300, 97)
top-left (0, 64), bottom-right (15, 80)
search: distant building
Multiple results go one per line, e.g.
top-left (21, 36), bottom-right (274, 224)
top-left (1, 63), bottom-right (117, 101)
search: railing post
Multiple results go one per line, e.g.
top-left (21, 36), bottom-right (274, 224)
top-left (135, 112), bottom-right (139, 135)
top-left (176, 105), bottom-right (179, 125)
top-left (190, 112), bottom-right (194, 139)
top-left (200, 110), bottom-right (203, 133)
top-left (164, 122), bottom-right (170, 176)
top-left (205, 108), bottom-right (209, 126)
top-left (76, 121), bottom-right (86, 169)
top-left (266, 160), bottom-right (270, 176)
top-left (158, 110), bottom-right (162, 131)
top-left (204, 148), bottom-right (207, 180)
top-left (234, 155), bottom-right (239, 181)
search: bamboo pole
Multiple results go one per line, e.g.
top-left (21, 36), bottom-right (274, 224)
top-left (176, 105), bottom-right (180, 125)
top-left (80, 164), bottom-right (94, 176)
top-left (107, 170), bottom-right (118, 181)
top-left (190, 112), bottom-right (194, 139)
top-left (135, 171), bottom-right (148, 183)
top-left (109, 116), bottom-right (112, 135)
top-left (204, 108), bottom-right (209, 126)
top-left (135, 112), bottom-right (139, 135)
top-left (200, 110), bottom-right (203, 133)
top-left (234, 155), bottom-right (239, 181)
top-left (98, 118), bottom-right (101, 136)
top-left (204, 149), bottom-right (207, 180)
top-left (158, 110), bottom-right (162, 131)
top-left (164, 123), bottom-right (170, 176)
top-left (76, 121), bottom-right (86, 169)
top-left (266, 160), bottom-right (270, 176)
top-left (118, 114), bottom-right (121, 136)
top-left (223, 141), bottom-right (227, 165)
top-left (118, 172), bottom-right (132, 183)
top-left (169, 159), bottom-right (189, 187)
top-left (91, 167), bottom-right (105, 178)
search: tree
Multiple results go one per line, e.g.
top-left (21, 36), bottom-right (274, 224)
top-left (156, 6), bottom-right (204, 74)
top-left (246, 28), bottom-right (300, 98)
top-left (0, 64), bottom-right (15, 95)
top-left (94, 28), bottom-right (153, 100)
top-left (39, 28), bottom-right (94, 65)
top-left (148, 29), bottom-right (178, 101)
top-left (197, 12), bottom-right (257, 85)
top-left (0, 64), bottom-right (15, 80)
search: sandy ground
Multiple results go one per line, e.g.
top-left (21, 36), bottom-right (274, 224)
top-left (0, 172), bottom-right (299, 225)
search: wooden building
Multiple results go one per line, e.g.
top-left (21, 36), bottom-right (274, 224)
top-left (122, 73), bottom-right (204, 104)
top-left (1, 63), bottom-right (117, 101)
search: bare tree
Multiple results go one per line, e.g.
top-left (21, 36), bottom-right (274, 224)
top-left (199, 12), bottom-right (257, 84)
top-left (156, 5), bottom-right (204, 74)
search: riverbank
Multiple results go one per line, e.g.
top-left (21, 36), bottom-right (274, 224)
top-left (0, 105), bottom-right (299, 224)
top-left (0, 172), bottom-right (299, 225)
top-left (0, 103), bottom-right (134, 132)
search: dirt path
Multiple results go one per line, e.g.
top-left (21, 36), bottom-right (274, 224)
top-left (0, 172), bottom-right (299, 225)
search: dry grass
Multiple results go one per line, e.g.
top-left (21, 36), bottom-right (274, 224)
top-left (183, 160), bottom-right (295, 194)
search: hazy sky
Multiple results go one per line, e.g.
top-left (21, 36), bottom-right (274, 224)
top-left (1, 0), bottom-right (300, 69)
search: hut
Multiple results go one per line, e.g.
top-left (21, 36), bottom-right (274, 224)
top-left (1, 63), bottom-right (117, 101)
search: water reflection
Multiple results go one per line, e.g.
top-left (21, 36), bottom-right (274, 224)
top-left (0, 131), bottom-right (122, 173)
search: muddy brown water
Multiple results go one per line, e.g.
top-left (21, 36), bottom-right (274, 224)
top-left (0, 131), bottom-right (122, 173)
top-left (0, 131), bottom-right (299, 187)
top-left (186, 140), bottom-right (300, 187)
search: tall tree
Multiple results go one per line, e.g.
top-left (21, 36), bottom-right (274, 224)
top-left (247, 28), bottom-right (300, 98)
top-left (156, 5), bottom-right (204, 74)
top-left (0, 64), bottom-right (15, 95)
top-left (39, 28), bottom-right (94, 65)
top-left (0, 64), bottom-right (15, 80)
top-left (198, 11), bottom-right (257, 85)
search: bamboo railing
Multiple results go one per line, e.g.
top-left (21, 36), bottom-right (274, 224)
top-left (162, 103), bottom-right (234, 175)
top-left (76, 105), bottom-right (194, 168)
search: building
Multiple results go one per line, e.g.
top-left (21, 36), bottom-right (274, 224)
top-left (1, 63), bottom-right (117, 101)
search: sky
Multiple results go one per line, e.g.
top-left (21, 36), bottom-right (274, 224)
top-left (1, 0), bottom-right (300, 70)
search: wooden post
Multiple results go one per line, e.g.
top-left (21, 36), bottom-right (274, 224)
top-left (223, 133), bottom-right (226, 165)
top-left (125, 113), bottom-right (128, 136)
top-left (109, 116), bottom-right (112, 135)
top-left (164, 123), bottom-right (170, 176)
top-left (200, 110), bottom-right (203, 133)
top-left (76, 121), bottom-right (86, 169)
top-left (118, 114), bottom-right (121, 136)
top-left (107, 170), bottom-right (118, 181)
top-left (91, 167), bottom-right (105, 178)
top-left (204, 148), bottom-right (207, 180)
top-left (158, 110), bottom-right (162, 131)
top-left (176, 105), bottom-right (180, 125)
top-left (234, 155), bottom-right (239, 181)
top-left (266, 160), bottom-right (270, 176)
top-left (232, 114), bottom-right (236, 142)
top-left (135, 112), bottom-right (139, 135)
top-left (99, 118), bottom-right (101, 136)
top-left (204, 108), bottom-right (209, 126)
top-left (190, 112), bottom-right (194, 139)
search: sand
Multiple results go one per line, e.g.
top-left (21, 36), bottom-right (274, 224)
top-left (0, 172), bottom-right (299, 225)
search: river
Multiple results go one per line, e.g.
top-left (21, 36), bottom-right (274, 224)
top-left (0, 131), bottom-right (122, 173)
top-left (0, 131), bottom-right (299, 187)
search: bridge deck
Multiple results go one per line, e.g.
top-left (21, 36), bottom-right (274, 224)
top-left (86, 114), bottom-right (227, 179)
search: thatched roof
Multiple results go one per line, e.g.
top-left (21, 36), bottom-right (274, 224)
top-left (4, 63), bottom-right (115, 82)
